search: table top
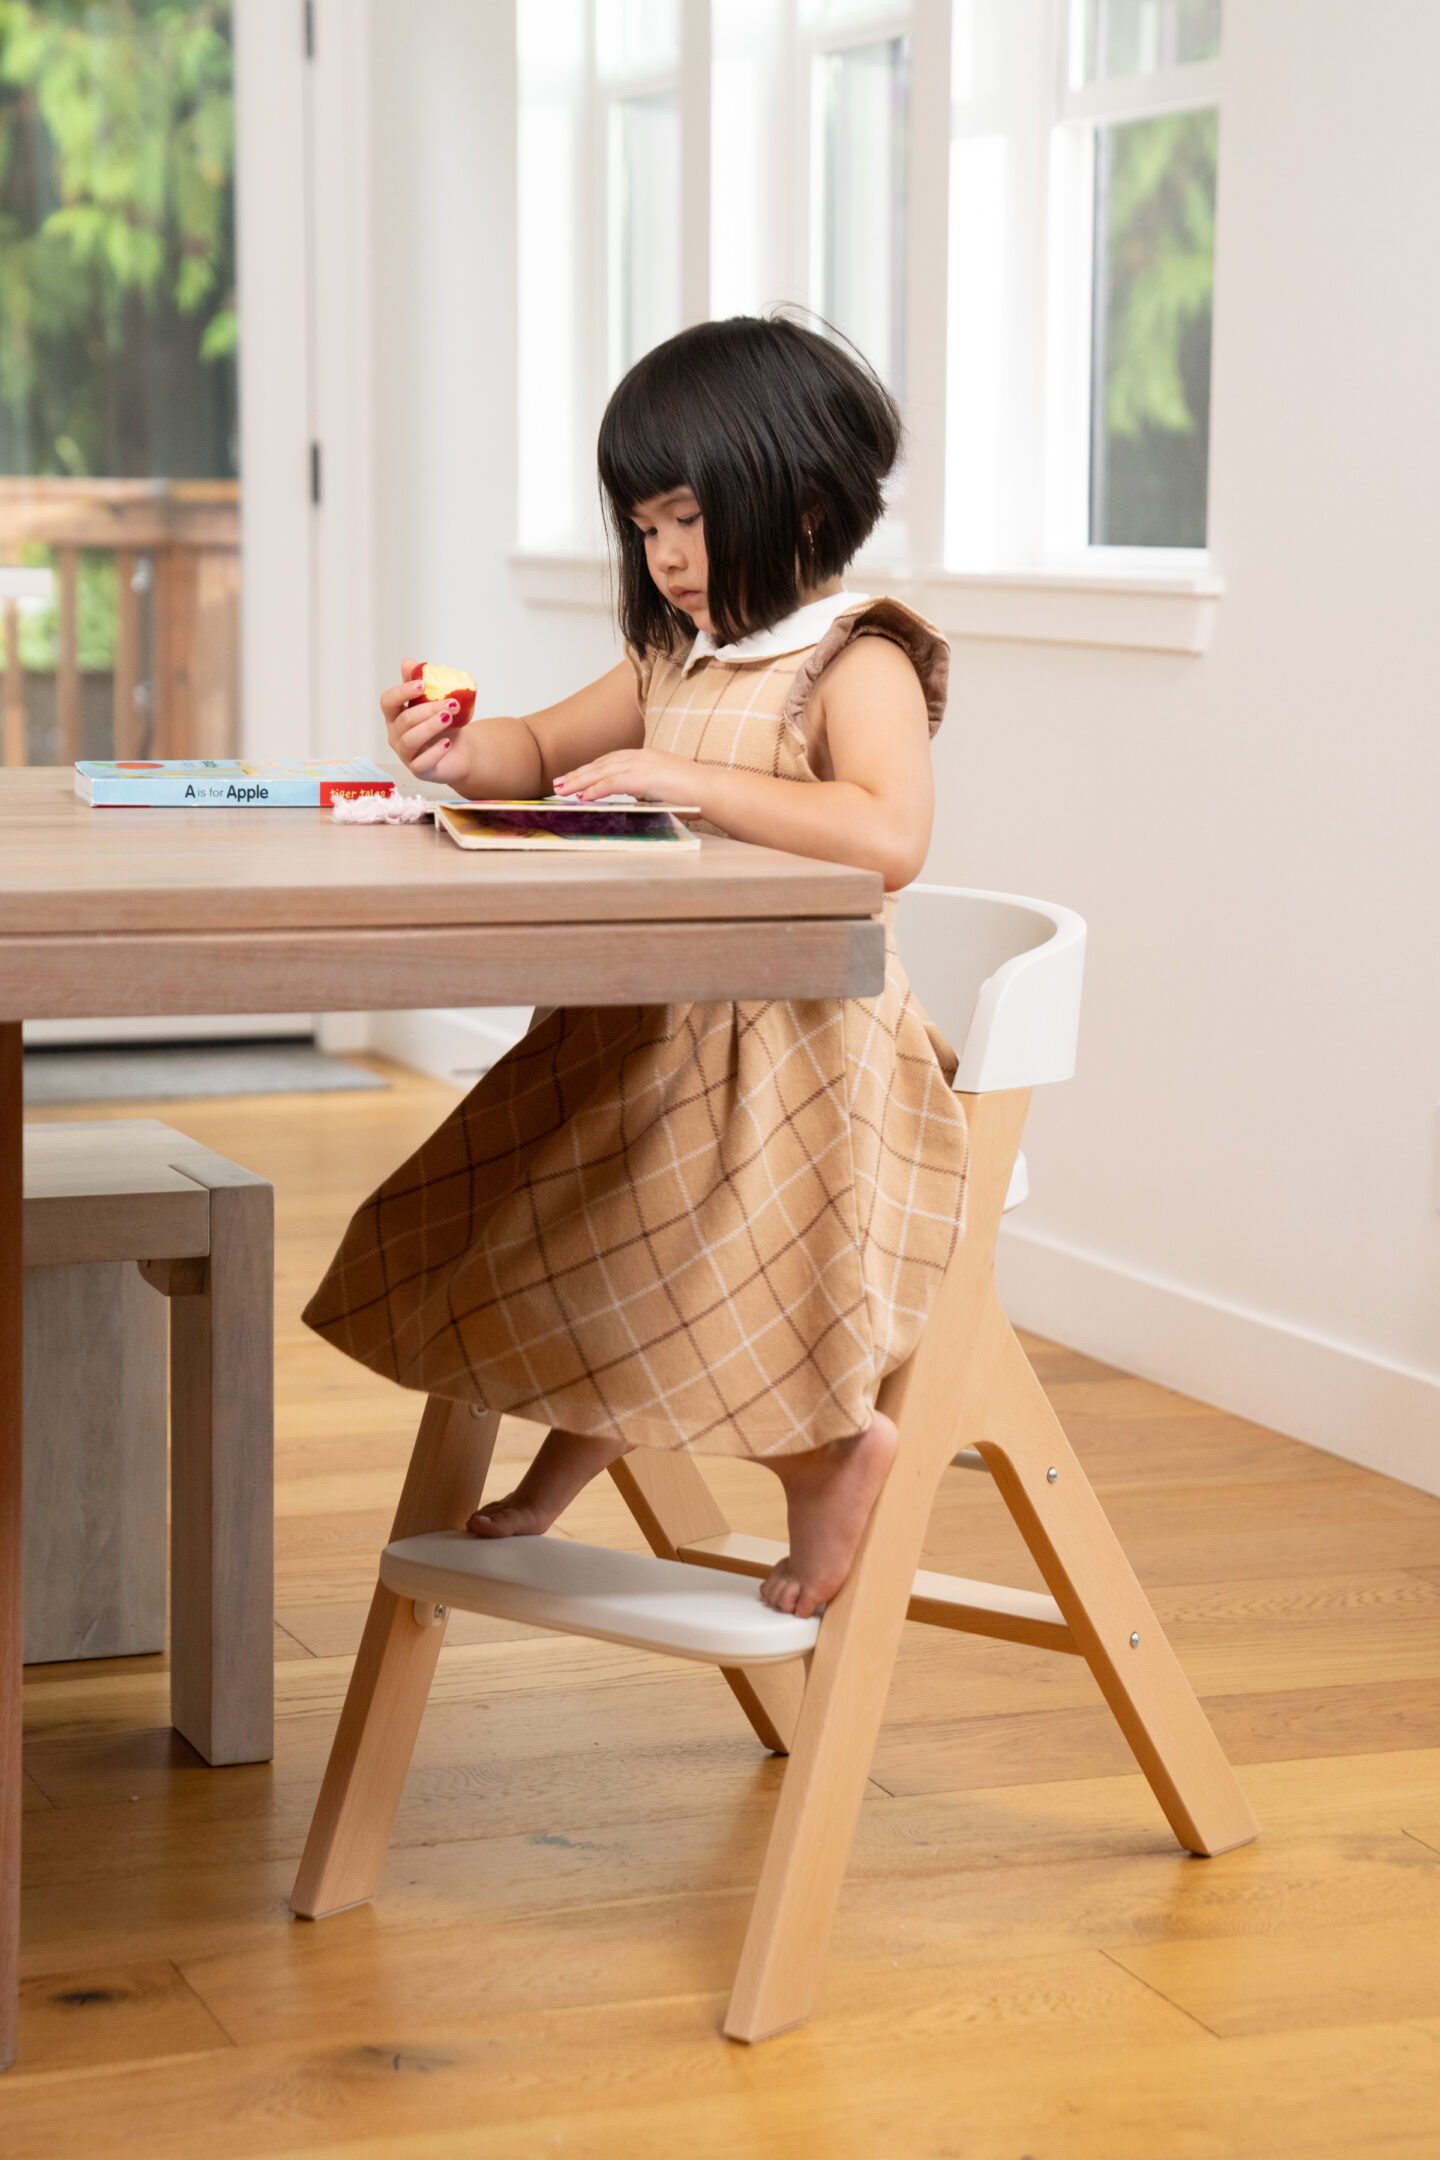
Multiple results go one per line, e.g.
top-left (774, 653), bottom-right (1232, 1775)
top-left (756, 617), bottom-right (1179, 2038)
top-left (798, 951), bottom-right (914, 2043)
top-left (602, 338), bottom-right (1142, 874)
top-left (0, 768), bottom-right (882, 936)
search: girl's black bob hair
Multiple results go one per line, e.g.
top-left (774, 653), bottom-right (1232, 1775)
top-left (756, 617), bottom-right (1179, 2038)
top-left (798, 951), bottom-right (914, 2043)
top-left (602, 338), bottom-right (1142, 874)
top-left (597, 314), bottom-right (901, 656)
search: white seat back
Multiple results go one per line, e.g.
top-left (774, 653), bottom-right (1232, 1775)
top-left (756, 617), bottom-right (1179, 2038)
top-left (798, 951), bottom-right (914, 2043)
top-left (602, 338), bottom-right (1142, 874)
top-left (894, 885), bottom-right (1086, 1093)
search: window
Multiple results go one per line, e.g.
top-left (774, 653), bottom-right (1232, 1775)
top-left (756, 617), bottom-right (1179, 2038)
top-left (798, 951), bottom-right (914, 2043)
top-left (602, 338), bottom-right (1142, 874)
top-left (601, 0), bottom-right (683, 380)
top-left (1066, 1), bottom-right (1222, 548)
top-left (946, 0), bottom-right (1221, 569)
top-left (518, 0), bottom-right (684, 550)
top-left (516, 0), bottom-right (1223, 596)
top-left (817, 35), bottom-right (911, 401)
top-left (802, 6), bottom-right (914, 558)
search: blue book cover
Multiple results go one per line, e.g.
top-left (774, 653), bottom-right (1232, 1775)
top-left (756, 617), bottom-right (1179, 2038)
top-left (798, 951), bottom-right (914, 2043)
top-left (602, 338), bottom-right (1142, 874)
top-left (75, 758), bottom-right (395, 807)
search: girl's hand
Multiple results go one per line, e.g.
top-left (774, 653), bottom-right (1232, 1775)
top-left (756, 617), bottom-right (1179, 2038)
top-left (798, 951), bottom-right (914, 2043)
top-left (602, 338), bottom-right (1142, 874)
top-left (550, 746), bottom-right (702, 805)
top-left (381, 657), bottom-right (473, 785)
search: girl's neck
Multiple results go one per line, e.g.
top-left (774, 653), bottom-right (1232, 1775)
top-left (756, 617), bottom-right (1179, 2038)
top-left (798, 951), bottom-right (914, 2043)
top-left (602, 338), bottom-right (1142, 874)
top-left (796, 575), bottom-right (845, 609)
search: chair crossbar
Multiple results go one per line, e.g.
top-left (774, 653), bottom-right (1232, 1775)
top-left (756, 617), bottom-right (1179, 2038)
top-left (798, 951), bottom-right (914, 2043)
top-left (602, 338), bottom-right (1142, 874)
top-left (379, 1530), bottom-right (819, 1666)
top-left (676, 1532), bottom-right (1077, 1655)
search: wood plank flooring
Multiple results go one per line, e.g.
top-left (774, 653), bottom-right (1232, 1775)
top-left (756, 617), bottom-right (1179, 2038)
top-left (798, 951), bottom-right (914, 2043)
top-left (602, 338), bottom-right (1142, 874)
top-left (4, 1059), bottom-right (1438, 2157)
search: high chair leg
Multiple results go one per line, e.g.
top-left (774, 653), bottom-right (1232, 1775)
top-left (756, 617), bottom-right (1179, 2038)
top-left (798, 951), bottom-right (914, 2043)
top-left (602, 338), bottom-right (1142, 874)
top-left (980, 1327), bottom-right (1259, 1858)
top-left (723, 1272), bottom-right (1011, 2043)
top-left (291, 1397), bottom-right (500, 1919)
top-left (610, 1449), bottom-right (806, 1754)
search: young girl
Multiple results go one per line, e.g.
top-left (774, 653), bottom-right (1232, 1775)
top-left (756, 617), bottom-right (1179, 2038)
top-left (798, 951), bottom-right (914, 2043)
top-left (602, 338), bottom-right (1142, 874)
top-left (304, 316), bottom-right (968, 1620)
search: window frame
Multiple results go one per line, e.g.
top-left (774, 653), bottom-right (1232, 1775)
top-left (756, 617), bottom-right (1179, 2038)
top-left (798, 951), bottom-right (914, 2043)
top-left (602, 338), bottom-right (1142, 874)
top-left (510, 0), bottom-right (1225, 655)
top-left (1045, 3), bottom-right (1224, 564)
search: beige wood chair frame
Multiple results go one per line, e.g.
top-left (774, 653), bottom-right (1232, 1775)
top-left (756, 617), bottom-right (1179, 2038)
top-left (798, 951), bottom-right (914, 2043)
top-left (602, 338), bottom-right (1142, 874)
top-left (292, 1081), bottom-right (1257, 2041)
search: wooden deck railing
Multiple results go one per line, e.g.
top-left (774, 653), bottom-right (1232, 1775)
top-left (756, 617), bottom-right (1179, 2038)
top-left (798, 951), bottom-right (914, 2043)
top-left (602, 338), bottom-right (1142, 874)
top-left (0, 477), bottom-right (240, 767)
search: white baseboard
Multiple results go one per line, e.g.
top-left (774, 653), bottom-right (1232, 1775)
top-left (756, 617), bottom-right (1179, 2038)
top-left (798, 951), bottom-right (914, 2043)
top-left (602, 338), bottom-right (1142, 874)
top-left (26, 1013), bottom-right (313, 1046)
top-left (997, 1221), bottom-right (1440, 1497)
top-left (363, 1007), bottom-right (532, 1089)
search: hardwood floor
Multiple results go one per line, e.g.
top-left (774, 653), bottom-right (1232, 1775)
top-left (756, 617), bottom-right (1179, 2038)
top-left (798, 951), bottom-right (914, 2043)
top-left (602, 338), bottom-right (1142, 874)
top-left (4, 1060), bottom-right (1439, 2156)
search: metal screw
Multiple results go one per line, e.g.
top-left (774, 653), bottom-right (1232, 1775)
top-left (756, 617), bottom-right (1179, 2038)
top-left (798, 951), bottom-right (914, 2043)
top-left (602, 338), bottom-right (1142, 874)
top-left (1046, 1466), bottom-right (1059, 1484)
top-left (470, 1403), bottom-right (487, 1417)
top-left (1129, 1631), bottom-right (1141, 1648)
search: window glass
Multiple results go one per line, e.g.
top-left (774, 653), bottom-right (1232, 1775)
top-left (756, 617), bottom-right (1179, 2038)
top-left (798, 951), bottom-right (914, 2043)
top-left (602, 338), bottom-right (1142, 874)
top-left (0, 0), bottom-right (238, 764)
top-left (609, 91), bottom-right (681, 377)
top-left (820, 35), bottom-right (910, 399)
top-left (1089, 106), bottom-right (1217, 546)
top-left (597, 0), bottom-right (680, 80)
top-left (1079, 0), bottom-right (1221, 83)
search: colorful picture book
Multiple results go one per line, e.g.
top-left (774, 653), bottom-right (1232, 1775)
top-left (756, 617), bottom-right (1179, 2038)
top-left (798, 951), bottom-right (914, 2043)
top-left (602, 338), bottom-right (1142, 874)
top-left (75, 758), bottom-right (396, 807)
top-left (437, 797), bottom-right (701, 852)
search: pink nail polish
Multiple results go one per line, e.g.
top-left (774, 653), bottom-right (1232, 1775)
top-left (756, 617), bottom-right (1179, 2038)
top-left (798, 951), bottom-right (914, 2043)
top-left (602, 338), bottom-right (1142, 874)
top-left (441, 738), bottom-right (452, 750)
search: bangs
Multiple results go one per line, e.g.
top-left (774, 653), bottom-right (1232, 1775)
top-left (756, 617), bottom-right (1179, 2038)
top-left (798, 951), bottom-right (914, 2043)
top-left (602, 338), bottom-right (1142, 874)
top-left (597, 366), bottom-right (689, 517)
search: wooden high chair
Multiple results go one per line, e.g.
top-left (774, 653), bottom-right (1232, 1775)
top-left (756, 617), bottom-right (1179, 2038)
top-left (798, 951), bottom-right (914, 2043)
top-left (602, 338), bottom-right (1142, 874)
top-left (291, 886), bottom-right (1258, 2042)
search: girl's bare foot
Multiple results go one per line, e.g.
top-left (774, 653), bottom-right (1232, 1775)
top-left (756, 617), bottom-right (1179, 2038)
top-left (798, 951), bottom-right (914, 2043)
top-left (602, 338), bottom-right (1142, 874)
top-left (759, 1412), bottom-right (898, 1619)
top-left (467, 1427), bottom-right (630, 1539)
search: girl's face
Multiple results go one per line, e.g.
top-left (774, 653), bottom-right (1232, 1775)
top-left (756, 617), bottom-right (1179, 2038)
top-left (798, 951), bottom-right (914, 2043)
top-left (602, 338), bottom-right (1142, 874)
top-left (631, 488), bottom-right (713, 633)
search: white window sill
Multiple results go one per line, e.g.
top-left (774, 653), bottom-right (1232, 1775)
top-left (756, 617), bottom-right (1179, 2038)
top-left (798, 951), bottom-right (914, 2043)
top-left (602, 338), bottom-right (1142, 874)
top-left (508, 552), bottom-right (1222, 656)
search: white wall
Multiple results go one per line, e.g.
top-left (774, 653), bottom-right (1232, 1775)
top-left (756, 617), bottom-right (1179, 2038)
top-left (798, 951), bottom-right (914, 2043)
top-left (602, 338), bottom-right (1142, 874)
top-left (939, 0), bottom-right (1440, 1490)
top-left (355, 0), bottom-right (1439, 1491)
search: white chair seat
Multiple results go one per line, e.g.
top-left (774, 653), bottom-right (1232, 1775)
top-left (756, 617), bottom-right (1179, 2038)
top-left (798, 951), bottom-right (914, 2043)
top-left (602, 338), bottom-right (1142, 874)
top-left (380, 1531), bottom-right (820, 1665)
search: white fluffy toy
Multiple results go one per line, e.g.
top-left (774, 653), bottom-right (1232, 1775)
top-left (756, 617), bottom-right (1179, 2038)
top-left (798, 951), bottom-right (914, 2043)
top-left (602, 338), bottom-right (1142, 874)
top-left (331, 792), bottom-right (432, 825)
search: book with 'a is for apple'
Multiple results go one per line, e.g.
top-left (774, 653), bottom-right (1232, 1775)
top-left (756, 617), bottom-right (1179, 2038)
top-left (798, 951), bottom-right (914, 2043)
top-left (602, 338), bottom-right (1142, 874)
top-left (75, 758), bottom-right (396, 807)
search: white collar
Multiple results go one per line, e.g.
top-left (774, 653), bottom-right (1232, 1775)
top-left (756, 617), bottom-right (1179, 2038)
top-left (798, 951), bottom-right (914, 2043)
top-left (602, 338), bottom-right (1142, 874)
top-left (681, 590), bottom-right (870, 675)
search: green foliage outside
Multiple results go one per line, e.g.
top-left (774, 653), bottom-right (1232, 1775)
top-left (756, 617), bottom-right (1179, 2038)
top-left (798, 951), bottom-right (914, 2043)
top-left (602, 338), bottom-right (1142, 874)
top-left (0, 0), bottom-right (235, 477)
top-left (1102, 107), bottom-right (1217, 442)
top-left (14, 541), bottom-right (117, 669)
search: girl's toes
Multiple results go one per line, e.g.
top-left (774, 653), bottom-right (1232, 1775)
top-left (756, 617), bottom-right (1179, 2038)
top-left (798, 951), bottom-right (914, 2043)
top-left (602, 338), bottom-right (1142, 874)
top-left (467, 1499), bottom-right (523, 1538)
top-left (777, 1568), bottom-right (806, 1615)
top-left (761, 1563), bottom-right (797, 1613)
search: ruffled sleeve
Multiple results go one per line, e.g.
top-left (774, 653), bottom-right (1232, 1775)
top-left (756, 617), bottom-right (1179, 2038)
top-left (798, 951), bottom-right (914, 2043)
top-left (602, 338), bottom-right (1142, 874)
top-left (782, 597), bottom-right (950, 737)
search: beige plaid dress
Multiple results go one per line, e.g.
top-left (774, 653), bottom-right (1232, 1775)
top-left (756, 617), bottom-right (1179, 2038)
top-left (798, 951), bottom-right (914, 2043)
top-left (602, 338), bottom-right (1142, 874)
top-left (303, 595), bottom-right (969, 1457)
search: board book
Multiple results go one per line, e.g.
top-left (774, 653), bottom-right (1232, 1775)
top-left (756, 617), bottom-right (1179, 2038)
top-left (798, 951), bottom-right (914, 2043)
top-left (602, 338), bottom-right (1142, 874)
top-left (75, 758), bottom-right (395, 807)
top-left (437, 797), bottom-right (701, 852)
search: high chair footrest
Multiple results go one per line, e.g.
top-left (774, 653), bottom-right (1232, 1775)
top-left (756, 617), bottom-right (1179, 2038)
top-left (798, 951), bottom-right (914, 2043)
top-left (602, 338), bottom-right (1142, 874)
top-left (379, 1532), bottom-right (820, 1665)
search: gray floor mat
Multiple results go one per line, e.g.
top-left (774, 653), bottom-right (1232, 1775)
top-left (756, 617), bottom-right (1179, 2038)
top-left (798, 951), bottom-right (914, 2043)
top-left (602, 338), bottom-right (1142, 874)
top-left (23, 1039), bottom-right (390, 1104)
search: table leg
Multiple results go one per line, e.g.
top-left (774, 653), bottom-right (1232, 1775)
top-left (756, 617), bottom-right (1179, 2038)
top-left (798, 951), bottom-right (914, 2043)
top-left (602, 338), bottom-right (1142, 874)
top-left (1, 1021), bottom-right (22, 2070)
top-left (169, 1166), bottom-right (275, 1765)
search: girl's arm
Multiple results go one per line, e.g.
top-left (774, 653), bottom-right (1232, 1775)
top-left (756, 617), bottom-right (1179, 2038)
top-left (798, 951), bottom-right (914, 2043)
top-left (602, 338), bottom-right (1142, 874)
top-left (382, 658), bottom-right (644, 796)
top-left (554, 636), bottom-right (935, 890)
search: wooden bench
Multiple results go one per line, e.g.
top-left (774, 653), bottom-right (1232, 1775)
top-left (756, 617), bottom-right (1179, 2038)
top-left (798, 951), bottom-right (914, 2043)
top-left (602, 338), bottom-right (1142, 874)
top-left (22, 1119), bottom-right (273, 1765)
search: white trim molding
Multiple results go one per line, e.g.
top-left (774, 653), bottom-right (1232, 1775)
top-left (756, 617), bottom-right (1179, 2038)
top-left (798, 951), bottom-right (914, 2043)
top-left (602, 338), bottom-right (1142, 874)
top-left (997, 1220), bottom-right (1440, 1498)
top-left (509, 550), bottom-right (1222, 653)
top-left (901, 566), bottom-right (1222, 654)
top-left (510, 551), bottom-right (615, 614)
top-left (365, 1008), bottom-right (532, 1090)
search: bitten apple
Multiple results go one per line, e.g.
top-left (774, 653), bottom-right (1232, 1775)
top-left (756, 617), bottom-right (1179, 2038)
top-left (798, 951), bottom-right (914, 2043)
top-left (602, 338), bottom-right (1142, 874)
top-left (411, 661), bottom-right (477, 727)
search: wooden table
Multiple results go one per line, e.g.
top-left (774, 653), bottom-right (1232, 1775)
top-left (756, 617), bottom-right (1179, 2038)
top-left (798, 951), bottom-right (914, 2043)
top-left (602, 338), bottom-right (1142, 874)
top-left (0, 765), bottom-right (884, 2068)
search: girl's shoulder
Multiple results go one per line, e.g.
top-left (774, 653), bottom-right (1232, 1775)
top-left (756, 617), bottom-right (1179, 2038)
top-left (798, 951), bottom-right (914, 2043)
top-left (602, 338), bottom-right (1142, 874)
top-left (787, 596), bottom-right (950, 738)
